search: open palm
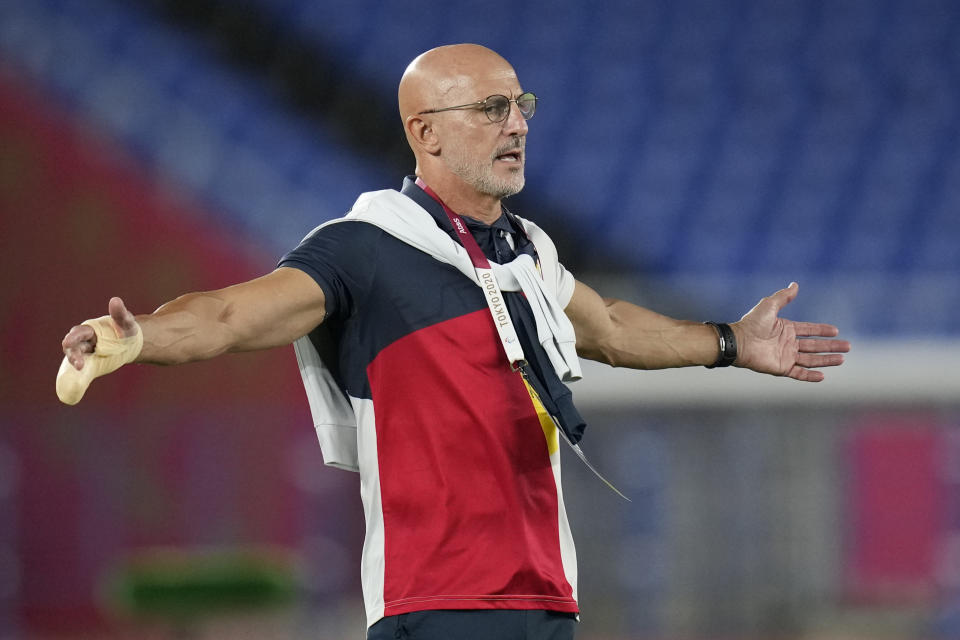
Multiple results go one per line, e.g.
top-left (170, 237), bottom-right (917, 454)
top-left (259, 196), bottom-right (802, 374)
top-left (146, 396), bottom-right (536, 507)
top-left (733, 283), bottom-right (850, 382)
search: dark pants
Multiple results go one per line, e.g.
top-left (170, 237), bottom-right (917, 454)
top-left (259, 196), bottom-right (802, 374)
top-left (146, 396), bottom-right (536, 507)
top-left (366, 610), bottom-right (578, 640)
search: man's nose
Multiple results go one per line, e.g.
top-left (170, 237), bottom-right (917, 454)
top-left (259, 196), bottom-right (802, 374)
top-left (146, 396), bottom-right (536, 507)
top-left (502, 101), bottom-right (529, 136)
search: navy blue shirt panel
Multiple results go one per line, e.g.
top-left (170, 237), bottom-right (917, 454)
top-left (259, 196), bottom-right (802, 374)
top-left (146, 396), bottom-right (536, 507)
top-left (280, 222), bottom-right (488, 399)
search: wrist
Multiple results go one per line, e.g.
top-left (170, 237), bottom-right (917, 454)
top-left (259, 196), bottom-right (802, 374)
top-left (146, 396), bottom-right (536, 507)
top-left (703, 321), bottom-right (738, 368)
top-left (729, 321), bottom-right (744, 367)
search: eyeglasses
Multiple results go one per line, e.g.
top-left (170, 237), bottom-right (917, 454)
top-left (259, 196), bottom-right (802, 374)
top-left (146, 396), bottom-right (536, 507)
top-left (418, 92), bottom-right (538, 123)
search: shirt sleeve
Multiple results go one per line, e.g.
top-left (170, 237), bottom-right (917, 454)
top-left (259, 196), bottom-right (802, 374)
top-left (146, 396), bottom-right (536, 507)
top-left (278, 220), bottom-right (381, 321)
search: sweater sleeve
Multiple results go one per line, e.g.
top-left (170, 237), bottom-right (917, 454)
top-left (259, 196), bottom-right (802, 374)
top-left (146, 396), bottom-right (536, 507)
top-left (515, 216), bottom-right (577, 308)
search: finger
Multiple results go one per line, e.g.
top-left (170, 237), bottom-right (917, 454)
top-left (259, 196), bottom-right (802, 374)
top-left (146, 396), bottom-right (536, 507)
top-left (66, 341), bottom-right (95, 370)
top-left (108, 297), bottom-right (138, 338)
top-left (796, 353), bottom-right (846, 368)
top-left (793, 322), bottom-right (840, 338)
top-left (768, 281), bottom-right (799, 311)
top-left (62, 324), bottom-right (95, 349)
top-left (62, 325), bottom-right (96, 370)
top-left (798, 338), bottom-right (851, 353)
top-left (787, 367), bottom-right (825, 383)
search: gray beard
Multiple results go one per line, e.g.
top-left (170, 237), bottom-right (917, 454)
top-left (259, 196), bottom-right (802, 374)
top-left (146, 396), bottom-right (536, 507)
top-left (445, 150), bottom-right (525, 199)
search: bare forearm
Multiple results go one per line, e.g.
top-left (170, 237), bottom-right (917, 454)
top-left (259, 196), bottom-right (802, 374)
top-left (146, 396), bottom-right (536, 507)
top-left (136, 291), bottom-right (241, 365)
top-left (579, 299), bottom-right (721, 369)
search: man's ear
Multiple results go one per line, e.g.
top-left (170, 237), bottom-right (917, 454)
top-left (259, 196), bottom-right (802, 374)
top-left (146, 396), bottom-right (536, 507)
top-left (406, 115), bottom-right (441, 155)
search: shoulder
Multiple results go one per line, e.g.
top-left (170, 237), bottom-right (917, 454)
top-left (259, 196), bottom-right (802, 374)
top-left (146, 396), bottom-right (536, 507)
top-left (299, 218), bottom-right (384, 246)
top-left (296, 188), bottom-right (405, 245)
top-left (279, 219), bottom-right (387, 287)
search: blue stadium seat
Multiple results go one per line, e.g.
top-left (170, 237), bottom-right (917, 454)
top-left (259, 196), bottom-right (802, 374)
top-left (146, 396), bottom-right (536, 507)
top-left (4, 0), bottom-right (958, 335)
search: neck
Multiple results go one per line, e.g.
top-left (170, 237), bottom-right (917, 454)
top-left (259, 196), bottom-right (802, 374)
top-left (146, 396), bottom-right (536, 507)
top-left (416, 172), bottom-right (503, 225)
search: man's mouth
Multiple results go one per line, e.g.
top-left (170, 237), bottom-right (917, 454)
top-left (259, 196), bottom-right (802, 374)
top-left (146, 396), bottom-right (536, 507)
top-left (494, 149), bottom-right (523, 163)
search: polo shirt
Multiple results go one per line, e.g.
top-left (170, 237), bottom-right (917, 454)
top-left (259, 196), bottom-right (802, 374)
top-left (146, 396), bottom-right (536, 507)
top-left (279, 177), bottom-right (583, 626)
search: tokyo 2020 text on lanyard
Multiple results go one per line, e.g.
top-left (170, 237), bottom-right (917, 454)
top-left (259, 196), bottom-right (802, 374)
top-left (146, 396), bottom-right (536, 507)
top-left (415, 178), bottom-right (629, 500)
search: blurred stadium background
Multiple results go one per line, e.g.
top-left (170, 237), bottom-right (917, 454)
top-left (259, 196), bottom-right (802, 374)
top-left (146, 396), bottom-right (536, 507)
top-left (0, 0), bottom-right (958, 638)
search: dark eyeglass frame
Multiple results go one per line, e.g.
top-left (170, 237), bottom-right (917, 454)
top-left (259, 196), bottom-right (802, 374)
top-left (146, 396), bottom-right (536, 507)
top-left (418, 92), bottom-right (538, 123)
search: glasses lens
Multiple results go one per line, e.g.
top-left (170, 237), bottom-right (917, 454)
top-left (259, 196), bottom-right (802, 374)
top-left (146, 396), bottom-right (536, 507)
top-left (484, 95), bottom-right (511, 122)
top-left (516, 92), bottom-right (537, 120)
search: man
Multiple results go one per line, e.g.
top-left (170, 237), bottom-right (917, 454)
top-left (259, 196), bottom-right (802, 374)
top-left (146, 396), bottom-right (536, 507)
top-left (59, 44), bottom-right (849, 639)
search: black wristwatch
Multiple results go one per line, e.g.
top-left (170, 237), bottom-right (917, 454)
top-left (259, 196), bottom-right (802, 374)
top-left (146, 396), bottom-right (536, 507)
top-left (704, 321), bottom-right (738, 368)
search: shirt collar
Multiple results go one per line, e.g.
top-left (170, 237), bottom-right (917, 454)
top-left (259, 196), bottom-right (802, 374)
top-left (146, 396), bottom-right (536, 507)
top-left (400, 175), bottom-right (514, 235)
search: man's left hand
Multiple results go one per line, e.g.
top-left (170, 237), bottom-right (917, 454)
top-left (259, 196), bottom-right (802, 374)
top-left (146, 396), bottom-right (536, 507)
top-left (732, 282), bottom-right (850, 382)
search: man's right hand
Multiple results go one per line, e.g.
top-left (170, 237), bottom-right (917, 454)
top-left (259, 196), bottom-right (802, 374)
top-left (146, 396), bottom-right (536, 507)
top-left (57, 297), bottom-right (143, 405)
top-left (62, 297), bottom-right (139, 371)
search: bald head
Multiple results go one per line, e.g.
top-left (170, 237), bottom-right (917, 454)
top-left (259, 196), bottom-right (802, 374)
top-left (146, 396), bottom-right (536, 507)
top-left (397, 44), bottom-right (529, 221)
top-left (398, 44), bottom-right (519, 125)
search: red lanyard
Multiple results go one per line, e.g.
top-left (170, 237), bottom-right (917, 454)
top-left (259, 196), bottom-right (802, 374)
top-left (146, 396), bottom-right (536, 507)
top-left (416, 178), bottom-right (526, 367)
top-left (416, 178), bottom-right (493, 268)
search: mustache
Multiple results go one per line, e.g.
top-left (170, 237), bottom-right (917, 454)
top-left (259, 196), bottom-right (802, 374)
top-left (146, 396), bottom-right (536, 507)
top-left (492, 138), bottom-right (525, 158)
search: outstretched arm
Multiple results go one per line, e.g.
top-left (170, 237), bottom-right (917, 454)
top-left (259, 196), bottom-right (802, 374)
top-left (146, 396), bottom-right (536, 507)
top-left (564, 280), bottom-right (849, 382)
top-left (59, 267), bottom-right (326, 402)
